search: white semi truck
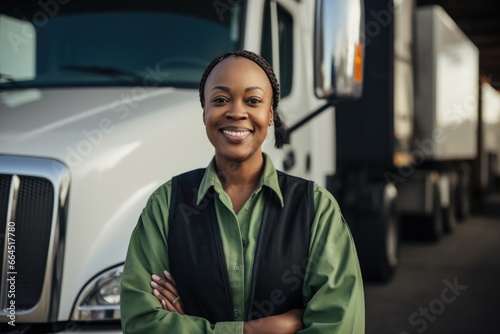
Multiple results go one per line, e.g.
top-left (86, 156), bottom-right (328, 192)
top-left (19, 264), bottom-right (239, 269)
top-left (481, 80), bottom-right (500, 195)
top-left (0, 0), bottom-right (367, 332)
top-left (0, 0), bottom-right (494, 331)
top-left (334, 0), bottom-right (485, 281)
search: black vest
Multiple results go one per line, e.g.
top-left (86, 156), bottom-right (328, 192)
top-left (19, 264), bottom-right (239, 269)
top-left (168, 168), bottom-right (314, 324)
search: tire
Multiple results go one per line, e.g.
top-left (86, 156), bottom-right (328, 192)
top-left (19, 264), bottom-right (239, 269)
top-left (423, 181), bottom-right (444, 241)
top-left (443, 172), bottom-right (458, 234)
top-left (348, 183), bottom-right (400, 283)
top-left (455, 165), bottom-right (471, 221)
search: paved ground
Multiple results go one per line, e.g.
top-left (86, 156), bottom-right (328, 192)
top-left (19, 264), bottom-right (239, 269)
top-left (364, 195), bottom-right (500, 334)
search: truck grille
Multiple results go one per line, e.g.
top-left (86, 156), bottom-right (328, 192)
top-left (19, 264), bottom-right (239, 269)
top-left (0, 175), bottom-right (54, 310)
top-left (0, 156), bottom-right (70, 322)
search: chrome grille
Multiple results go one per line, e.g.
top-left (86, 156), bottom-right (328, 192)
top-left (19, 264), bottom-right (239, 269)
top-left (1, 176), bottom-right (54, 309)
top-left (0, 175), bottom-right (10, 245)
top-left (0, 155), bottom-right (70, 323)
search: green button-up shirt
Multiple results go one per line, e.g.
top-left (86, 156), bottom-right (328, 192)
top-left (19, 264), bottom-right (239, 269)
top-left (121, 154), bottom-right (365, 333)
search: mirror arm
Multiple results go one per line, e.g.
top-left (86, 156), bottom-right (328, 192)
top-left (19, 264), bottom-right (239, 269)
top-left (287, 99), bottom-right (336, 136)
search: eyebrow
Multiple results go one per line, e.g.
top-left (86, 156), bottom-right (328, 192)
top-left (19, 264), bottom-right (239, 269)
top-left (245, 86), bottom-right (265, 93)
top-left (211, 85), bottom-right (265, 93)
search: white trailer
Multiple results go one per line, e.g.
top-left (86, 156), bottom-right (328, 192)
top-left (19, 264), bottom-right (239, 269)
top-left (396, 4), bottom-right (480, 238)
top-left (481, 81), bottom-right (500, 193)
top-left (333, 0), bottom-right (482, 282)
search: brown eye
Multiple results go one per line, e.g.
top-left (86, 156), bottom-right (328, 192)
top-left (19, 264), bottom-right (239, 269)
top-left (213, 97), bottom-right (228, 104)
top-left (247, 98), bottom-right (261, 105)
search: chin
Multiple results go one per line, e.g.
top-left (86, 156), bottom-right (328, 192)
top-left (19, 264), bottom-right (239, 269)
top-left (217, 148), bottom-right (260, 164)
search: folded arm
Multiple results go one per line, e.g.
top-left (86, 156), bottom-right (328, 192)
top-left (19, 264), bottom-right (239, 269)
top-left (298, 186), bottom-right (365, 333)
top-left (151, 271), bottom-right (304, 334)
top-left (120, 190), bottom-right (243, 334)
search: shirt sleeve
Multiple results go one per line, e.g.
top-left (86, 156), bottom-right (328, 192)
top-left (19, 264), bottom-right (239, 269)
top-left (299, 184), bottom-right (365, 333)
top-left (120, 182), bottom-right (244, 334)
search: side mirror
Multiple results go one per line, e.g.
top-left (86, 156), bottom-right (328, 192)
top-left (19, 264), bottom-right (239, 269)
top-left (314, 0), bottom-right (365, 100)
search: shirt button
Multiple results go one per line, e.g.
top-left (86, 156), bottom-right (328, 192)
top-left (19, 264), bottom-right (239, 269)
top-left (234, 264), bottom-right (241, 272)
top-left (234, 310), bottom-right (240, 318)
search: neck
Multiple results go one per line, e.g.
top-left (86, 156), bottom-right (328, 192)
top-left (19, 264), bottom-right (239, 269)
top-left (214, 152), bottom-right (264, 190)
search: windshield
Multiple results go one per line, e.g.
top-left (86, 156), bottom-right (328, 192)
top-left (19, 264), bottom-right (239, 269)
top-left (0, 0), bottom-right (244, 89)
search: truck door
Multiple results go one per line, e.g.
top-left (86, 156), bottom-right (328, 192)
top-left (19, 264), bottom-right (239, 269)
top-left (259, 0), bottom-right (335, 187)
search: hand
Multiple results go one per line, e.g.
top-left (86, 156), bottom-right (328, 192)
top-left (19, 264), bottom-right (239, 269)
top-left (151, 270), bottom-right (185, 314)
top-left (244, 308), bottom-right (304, 334)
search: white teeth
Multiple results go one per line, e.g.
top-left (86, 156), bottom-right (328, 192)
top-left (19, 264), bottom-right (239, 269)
top-left (223, 130), bottom-right (250, 137)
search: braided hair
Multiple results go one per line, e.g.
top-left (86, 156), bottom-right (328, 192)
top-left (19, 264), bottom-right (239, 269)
top-left (199, 50), bottom-right (289, 149)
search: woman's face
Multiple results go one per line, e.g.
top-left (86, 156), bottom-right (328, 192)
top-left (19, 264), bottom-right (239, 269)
top-left (203, 57), bottom-right (273, 164)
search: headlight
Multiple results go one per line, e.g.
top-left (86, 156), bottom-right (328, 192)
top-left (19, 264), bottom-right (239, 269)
top-left (71, 265), bottom-right (123, 321)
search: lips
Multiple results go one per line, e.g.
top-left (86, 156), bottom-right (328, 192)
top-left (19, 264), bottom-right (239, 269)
top-left (222, 129), bottom-right (251, 137)
top-left (220, 127), bottom-right (252, 142)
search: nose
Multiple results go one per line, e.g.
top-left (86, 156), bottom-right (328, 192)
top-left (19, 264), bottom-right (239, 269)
top-left (224, 101), bottom-right (248, 120)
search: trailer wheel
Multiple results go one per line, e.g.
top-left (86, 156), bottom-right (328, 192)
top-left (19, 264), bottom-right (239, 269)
top-left (423, 181), bottom-right (444, 241)
top-left (455, 165), bottom-right (471, 221)
top-left (443, 172), bottom-right (458, 233)
top-left (350, 182), bottom-right (400, 283)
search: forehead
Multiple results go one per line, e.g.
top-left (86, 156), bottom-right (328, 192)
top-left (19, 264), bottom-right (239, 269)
top-left (205, 56), bottom-right (271, 89)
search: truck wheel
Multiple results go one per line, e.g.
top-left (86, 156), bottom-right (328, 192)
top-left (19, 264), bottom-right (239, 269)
top-left (455, 165), bottom-right (471, 221)
top-left (423, 182), bottom-right (444, 241)
top-left (443, 172), bottom-right (457, 233)
top-left (353, 183), bottom-right (400, 283)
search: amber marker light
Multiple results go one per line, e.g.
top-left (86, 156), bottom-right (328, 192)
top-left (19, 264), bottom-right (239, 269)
top-left (354, 43), bottom-right (363, 83)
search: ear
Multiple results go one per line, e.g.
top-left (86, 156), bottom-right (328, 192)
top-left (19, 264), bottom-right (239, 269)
top-left (202, 109), bottom-right (206, 125)
top-left (269, 107), bottom-right (274, 126)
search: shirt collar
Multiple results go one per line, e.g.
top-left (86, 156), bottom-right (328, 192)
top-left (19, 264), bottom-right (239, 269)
top-left (197, 153), bottom-right (284, 207)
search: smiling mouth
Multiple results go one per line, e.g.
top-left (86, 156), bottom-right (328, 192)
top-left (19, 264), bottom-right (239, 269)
top-left (222, 129), bottom-right (251, 137)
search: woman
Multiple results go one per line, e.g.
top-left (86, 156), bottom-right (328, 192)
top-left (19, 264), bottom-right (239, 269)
top-left (120, 50), bottom-right (365, 333)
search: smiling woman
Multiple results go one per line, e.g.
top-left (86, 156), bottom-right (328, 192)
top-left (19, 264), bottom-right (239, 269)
top-left (120, 50), bottom-right (365, 334)
top-left (204, 57), bottom-right (273, 169)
